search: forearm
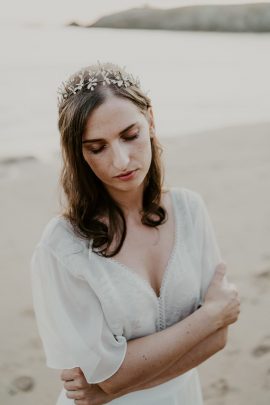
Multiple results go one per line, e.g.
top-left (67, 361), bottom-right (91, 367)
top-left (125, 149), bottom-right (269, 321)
top-left (112, 326), bottom-right (228, 398)
top-left (99, 306), bottom-right (219, 395)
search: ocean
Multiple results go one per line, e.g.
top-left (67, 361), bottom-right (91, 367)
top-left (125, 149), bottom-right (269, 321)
top-left (1, 24), bottom-right (270, 160)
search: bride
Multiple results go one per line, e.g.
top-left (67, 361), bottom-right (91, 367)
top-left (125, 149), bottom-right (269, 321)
top-left (31, 61), bottom-right (240, 405)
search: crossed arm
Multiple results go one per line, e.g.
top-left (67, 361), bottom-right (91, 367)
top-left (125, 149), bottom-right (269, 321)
top-left (62, 266), bottom-right (236, 403)
top-left (108, 325), bottom-right (228, 398)
top-left (96, 305), bottom-right (223, 396)
top-left (62, 304), bottom-right (229, 404)
top-left (62, 323), bottom-right (228, 404)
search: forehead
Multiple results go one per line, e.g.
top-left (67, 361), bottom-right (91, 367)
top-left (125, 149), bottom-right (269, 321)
top-left (83, 96), bottom-right (144, 140)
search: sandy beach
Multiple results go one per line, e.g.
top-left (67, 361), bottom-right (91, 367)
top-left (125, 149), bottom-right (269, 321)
top-left (1, 122), bottom-right (270, 404)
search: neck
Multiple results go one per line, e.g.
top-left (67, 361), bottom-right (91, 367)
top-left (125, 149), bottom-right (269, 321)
top-left (106, 184), bottom-right (144, 221)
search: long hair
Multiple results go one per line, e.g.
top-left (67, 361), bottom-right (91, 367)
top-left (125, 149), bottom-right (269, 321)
top-left (58, 62), bottom-right (167, 257)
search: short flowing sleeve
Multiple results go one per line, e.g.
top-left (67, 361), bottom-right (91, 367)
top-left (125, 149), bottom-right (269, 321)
top-left (30, 243), bottom-right (127, 384)
top-left (190, 192), bottom-right (224, 303)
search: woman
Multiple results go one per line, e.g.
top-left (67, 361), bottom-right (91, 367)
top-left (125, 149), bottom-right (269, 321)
top-left (31, 61), bottom-right (240, 405)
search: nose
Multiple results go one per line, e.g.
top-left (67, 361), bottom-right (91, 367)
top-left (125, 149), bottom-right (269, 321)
top-left (111, 142), bottom-right (130, 171)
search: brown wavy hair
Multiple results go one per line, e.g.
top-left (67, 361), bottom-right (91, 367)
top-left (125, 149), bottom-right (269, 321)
top-left (58, 62), bottom-right (167, 257)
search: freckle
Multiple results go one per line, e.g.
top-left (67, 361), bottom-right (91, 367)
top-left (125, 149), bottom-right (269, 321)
top-left (142, 355), bottom-right (147, 361)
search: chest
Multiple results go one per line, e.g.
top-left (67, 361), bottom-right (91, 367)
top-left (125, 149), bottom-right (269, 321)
top-left (109, 214), bottom-right (175, 298)
top-left (93, 233), bottom-right (201, 339)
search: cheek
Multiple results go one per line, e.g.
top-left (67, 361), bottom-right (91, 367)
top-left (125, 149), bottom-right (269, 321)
top-left (82, 152), bottom-right (93, 170)
top-left (136, 136), bottom-right (152, 160)
top-left (83, 153), bottom-right (106, 177)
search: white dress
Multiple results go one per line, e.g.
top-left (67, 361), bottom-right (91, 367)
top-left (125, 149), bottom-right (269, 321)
top-left (30, 187), bottom-right (222, 405)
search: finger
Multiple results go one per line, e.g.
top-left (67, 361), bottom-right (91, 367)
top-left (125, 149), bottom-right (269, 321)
top-left (229, 283), bottom-right (239, 295)
top-left (61, 367), bottom-right (81, 381)
top-left (64, 380), bottom-right (78, 390)
top-left (66, 389), bottom-right (85, 400)
top-left (222, 274), bottom-right (230, 287)
top-left (213, 262), bottom-right (227, 281)
top-left (64, 377), bottom-right (86, 390)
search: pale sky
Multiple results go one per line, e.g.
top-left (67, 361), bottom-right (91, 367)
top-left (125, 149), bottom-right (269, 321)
top-left (1, 0), bottom-right (269, 25)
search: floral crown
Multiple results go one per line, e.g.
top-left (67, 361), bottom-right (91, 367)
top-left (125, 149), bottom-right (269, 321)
top-left (57, 61), bottom-right (141, 108)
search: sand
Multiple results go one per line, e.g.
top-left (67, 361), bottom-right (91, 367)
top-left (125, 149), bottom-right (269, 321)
top-left (1, 122), bottom-right (270, 404)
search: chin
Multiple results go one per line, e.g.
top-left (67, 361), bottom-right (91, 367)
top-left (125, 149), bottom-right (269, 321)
top-left (113, 180), bottom-right (144, 192)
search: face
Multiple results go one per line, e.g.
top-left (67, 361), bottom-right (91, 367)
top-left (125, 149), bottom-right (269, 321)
top-left (82, 95), bottom-right (155, 194)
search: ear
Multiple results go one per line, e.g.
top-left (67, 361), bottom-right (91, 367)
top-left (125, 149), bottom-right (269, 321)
top-left (147, 107), bottom-right (156, 138)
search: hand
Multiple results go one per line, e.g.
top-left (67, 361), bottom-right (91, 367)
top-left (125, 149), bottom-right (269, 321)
top-left (203, 263), bottom-right (240, 329)
top-left (60, 367), bottom-right (113, 405)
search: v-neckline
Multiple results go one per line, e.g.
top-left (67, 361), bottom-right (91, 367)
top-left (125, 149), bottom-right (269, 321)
top-left (98, 188), bottom-right (179, 301)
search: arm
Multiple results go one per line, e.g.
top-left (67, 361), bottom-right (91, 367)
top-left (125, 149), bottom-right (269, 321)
top-left (98, 305), bottom-right (221, 395)
top-left (114, 326), bottom-right (228, 395)
top-left (98, 263), bottom-right (237, 396)
top-left (62, 265), bottom-right (239, 402)
top-left (62, 323), bottom-right (228, 403)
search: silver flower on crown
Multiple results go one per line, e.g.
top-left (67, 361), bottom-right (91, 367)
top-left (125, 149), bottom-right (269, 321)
top-left (57, 61), bottom-right (141, 107)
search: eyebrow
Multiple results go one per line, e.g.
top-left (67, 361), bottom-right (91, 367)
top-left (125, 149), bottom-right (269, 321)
top-left (82, 122), bottom-right (138, 144)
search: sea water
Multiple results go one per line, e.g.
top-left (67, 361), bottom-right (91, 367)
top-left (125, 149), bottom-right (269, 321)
top-left (1, 24), bottom-right (270, 160)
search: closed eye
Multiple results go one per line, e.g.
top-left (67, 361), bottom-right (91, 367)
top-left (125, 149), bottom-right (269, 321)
top-left (124, 133), bottom-right (139, 142)
top-left (88, 133), bottom-right (139, 155)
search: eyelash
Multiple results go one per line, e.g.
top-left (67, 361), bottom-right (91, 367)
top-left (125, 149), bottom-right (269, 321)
top-left (89, 133), bottom-right (140, 155)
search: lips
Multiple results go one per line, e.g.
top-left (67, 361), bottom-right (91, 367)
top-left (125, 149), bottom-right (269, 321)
top-left (115, 170), bottom-right (136, 178)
